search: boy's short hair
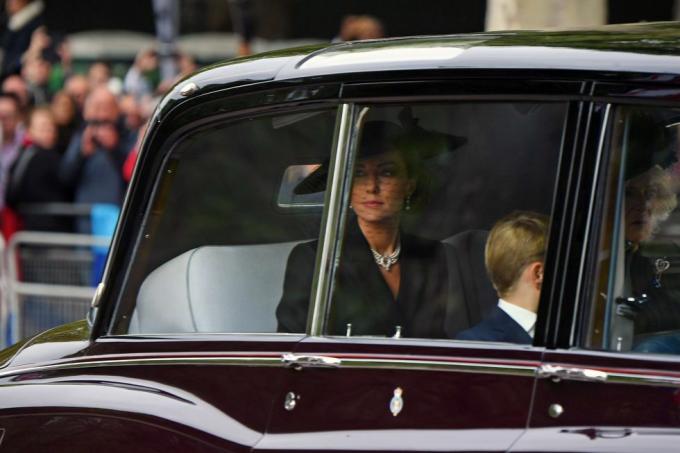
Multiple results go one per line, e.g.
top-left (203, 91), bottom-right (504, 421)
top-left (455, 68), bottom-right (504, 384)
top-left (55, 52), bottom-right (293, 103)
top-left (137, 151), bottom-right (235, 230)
top-left (485, 211), bottom-right (549, 298)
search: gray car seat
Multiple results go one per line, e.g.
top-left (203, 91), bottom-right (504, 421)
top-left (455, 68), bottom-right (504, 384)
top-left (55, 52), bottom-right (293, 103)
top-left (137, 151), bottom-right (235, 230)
top-left (443, 230), bottom-right (497, 337)
top-left (129, 241), bottom-right (304, 334)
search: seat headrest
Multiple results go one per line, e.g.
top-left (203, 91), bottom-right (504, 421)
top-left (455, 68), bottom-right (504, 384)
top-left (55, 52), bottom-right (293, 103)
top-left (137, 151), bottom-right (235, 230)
top-left (442, 230), bottom-right (497, 335)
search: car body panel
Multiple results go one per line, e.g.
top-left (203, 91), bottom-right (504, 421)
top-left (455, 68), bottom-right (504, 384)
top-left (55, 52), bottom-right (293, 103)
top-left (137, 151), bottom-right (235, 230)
top-left (0, 337), bottom-right (303, 451)
top-left (521, 350), bottom-right (680, 452)
top-left (0, 321), bottom-right (90, 370)
top-left (264, 338), bottom-right (542, 452)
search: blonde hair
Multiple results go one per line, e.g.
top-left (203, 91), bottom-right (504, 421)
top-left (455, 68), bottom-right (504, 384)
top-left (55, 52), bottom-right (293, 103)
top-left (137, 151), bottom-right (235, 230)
top-left (485, 211), bottom-right (549, 298)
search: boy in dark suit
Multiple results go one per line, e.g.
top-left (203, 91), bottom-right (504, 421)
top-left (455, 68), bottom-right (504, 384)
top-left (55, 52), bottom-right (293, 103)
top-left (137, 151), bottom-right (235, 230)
top-left (456, 211), bottom-right (548, 344)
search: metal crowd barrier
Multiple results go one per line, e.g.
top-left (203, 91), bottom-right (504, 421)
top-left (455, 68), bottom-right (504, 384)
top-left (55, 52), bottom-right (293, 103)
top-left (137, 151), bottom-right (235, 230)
top-left (0, 203), bottom-right (120, 346)
top-left (4, 231), bottom-right (112, 347)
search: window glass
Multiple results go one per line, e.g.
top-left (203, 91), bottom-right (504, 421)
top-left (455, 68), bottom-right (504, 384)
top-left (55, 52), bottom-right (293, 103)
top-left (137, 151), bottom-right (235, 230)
top-left (277, 164), bottom-right (324, 208)
top-left (276, 102), bottom-right (567, 341)
top-left (119, 108), bottom-right (337, 334)
top-left (586, 106), bottom-right (680, 355)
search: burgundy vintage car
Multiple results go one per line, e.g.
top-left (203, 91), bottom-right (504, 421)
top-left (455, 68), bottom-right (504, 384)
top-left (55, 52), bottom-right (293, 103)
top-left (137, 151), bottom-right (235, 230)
top-left (2, 22), bottom-right (680, 452)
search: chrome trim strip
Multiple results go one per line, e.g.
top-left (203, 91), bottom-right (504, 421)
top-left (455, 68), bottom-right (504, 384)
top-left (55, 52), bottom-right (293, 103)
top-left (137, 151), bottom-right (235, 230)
top-left (572, 102), bottom-right (611, 345)
top-left (604, 371), bottom-right (680, 387)
top-left (0, 357), bottom-right (284, 380)
top-left (309, 103), bottom-right (356, 336)
top-left (338, 358), bottom-right (537, 377)
top-left (4, 354), bottom-right (679, 388)
top-left (538, 361), bottom-right (680, 388)
top-left (0, 354), bottom-right (539, 381)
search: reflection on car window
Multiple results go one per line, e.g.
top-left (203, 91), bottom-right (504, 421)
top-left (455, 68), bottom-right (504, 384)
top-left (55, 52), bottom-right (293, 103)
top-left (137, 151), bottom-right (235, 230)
top-left (587, 106), bottom-right (680, 355)
top-left (117, 109), bottom-right (336, 334)
top-left (277, 164), bottom-right (324, 208)
top-left (278, 102), bottom-right (566, 341)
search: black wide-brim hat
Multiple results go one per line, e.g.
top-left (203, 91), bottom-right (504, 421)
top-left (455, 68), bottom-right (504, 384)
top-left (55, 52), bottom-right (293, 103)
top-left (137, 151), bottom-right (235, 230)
top-left (294, 111), bottom-right (467, 195)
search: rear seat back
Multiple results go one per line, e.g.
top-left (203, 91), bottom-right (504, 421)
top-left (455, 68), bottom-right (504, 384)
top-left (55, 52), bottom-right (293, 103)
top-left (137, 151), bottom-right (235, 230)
top-left (129, 241), bottom-right (304, 334)
top-left (130, 233), bottom-right (497, 337)
top-left (443, 230), bottom-right (497, 336)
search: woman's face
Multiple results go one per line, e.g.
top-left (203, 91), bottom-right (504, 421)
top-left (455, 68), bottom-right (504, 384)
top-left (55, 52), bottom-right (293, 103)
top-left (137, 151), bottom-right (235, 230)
top-left (29, 110), bottom-right (57, 150)
top-left (625, 166), bottom-right (677, 244)
top-left (350, 150), bottom-right (415, 225)
top-left (51, 93), bottom-right (76, 126)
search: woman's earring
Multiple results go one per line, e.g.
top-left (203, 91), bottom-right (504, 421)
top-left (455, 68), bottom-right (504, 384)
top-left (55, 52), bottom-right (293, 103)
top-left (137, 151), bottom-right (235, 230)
top-left (404, 194), bottom-right (412, 211)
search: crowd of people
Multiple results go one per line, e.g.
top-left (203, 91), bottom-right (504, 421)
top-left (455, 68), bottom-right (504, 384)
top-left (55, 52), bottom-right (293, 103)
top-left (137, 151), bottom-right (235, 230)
top-left (0, 0), bottom-right (388, 239)
top-left (0, 0), bottom-right (198, 237)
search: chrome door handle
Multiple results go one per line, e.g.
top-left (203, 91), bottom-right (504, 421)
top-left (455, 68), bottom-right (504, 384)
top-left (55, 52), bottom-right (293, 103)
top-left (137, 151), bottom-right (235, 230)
top-left (537, 364), bottom-right (608, 383)
top-left (282, 353), bottom-right (342, 369)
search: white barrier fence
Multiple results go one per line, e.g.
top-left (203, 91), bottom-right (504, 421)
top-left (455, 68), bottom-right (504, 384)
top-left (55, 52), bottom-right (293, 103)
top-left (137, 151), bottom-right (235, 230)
top-left (2, 232), bottom-right (111, 347)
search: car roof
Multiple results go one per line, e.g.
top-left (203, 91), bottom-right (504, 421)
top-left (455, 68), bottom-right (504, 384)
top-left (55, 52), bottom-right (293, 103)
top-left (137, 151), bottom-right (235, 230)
top-left (286, 22), bottom-right (680, 77)
top-left (157, 22), bottom-right (680, 117)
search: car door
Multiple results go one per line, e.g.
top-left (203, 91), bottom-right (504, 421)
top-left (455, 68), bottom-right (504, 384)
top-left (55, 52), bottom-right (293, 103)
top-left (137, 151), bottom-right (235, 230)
top-left (518, 85), bottom-right (680, 452)
top-left (259, 81), bottom-right (586, 452)
top-left (0, 87), bottom-right (343, 452)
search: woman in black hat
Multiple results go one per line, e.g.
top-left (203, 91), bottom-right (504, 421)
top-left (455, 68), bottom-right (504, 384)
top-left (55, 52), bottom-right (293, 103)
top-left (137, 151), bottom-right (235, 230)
top-left (276, 120), bottom-right (458, 338)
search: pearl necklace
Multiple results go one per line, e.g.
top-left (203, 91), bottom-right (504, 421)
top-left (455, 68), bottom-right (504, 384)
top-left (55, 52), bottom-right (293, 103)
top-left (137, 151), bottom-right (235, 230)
top-left (370, 242), bottom-right (401, 271)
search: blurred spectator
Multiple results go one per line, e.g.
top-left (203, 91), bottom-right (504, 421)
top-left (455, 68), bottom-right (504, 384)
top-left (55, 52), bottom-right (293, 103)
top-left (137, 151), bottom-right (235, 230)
top-left (50, 35), bottom-right (73, 91)
top-left (88, 61), bottom-right (124, 95)
top-left (21, 53), bottom-right (51, 104)
top-left (122, 121), bottom-right (147, 183)
top-left (6, 107), bottom-right (71, 231)
top-left (156, 51), bottom-right (197, 94)
top-left (23, 26), bottom-right (73, 94)
top-left (176, 51), bottom-right (198, 77)
top-left (228, 0), bottom-right (255, 56)
top-left (64, 73), bottom-right (89, 122)
top-left (0, 92), bottom-right (25, 210)
top-left (1, 74), bottom-right (31, 115)
top-left (1, 0), bottom-right (45, 78)
top-left (87, 61), bottom-right (111, 88)
top-left (336, 15), bottom-right (385, 42)
top-left (121, 94), bottom-right (158, 183)
top-left (123, 47), bottom-right (159, 99)
top-left (59, 87), bottom-right (134, 232)
top-left (50, 90), bottom-right (77, 154)
top-left (21, 24), bottom-right (48, 61)
top-left (119, 94), bottom-right (144, 132)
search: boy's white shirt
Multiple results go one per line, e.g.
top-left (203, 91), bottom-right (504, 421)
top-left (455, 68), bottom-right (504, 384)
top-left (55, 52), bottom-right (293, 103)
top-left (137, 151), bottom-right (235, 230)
top-left (498, 298), bottom-right (537, 338)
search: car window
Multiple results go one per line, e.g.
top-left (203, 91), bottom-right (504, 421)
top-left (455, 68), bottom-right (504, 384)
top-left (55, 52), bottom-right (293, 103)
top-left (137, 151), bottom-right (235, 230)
top-left (276, 102), bottom-right (568, 341)
top-left (585, 105), bottom-right (680, 355)
top-left (117, 108), bottom-right (337, 334)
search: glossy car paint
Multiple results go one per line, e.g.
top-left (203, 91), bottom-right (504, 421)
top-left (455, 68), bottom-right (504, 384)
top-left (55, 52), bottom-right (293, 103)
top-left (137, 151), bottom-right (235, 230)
top-left (264, 339), bottom-right (541, 451)
top-left (0, 323), bottom-right (305, 451)
top-left (520, 349), bottom-right (680, 452)
top-left (2, 22), bottom-right (680, 451)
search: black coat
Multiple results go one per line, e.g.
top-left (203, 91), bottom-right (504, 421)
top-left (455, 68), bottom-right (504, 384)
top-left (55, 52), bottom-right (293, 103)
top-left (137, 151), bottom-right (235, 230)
top-left (456, 306), bottom-right (532, 344)
top-left (629, 247), bottom-right (680, 336)
top-left (1, 8), bottom-right (45, 78)
top-left (276, 220), bottom-right (449, 338)
top-left (6, 144), bottom-right (72, 232)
